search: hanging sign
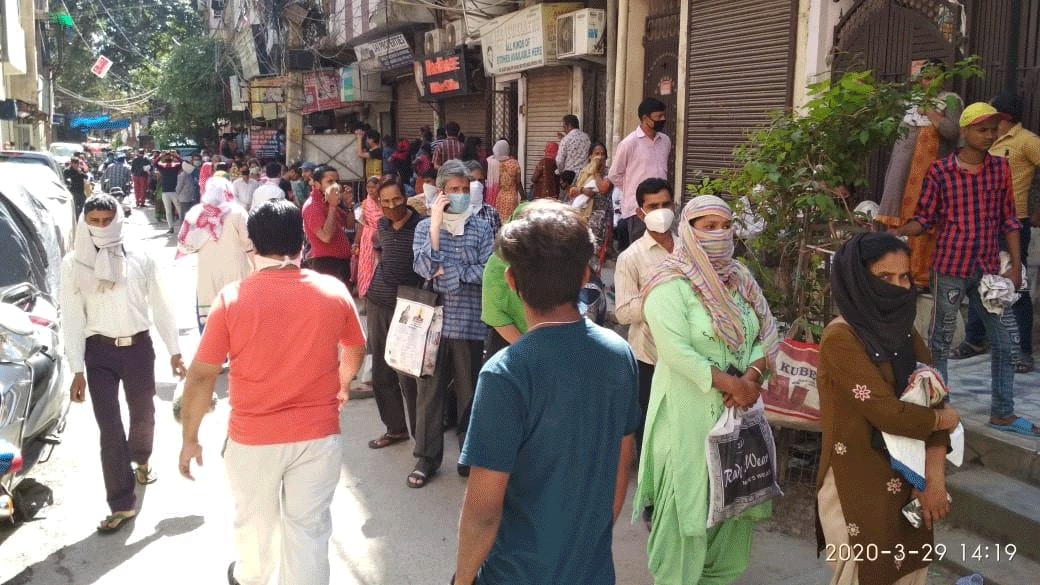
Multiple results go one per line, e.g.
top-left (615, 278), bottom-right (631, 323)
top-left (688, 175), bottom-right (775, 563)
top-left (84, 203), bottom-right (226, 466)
top-left (419, 48), bottom-right (469, 101)
top-left (91, 55), bottom-right (113, 78)
top-left (302, 70), bottom-right (344, 114)
top-left (354, 33), bottom-right (414, 71)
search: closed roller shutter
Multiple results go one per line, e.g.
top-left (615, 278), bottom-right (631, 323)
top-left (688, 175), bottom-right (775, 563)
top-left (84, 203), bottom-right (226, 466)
top-left (683, 0), bottom-right (794, 184)
top-left (394, 77), bottom-right (435, 141)
top-left (444, 92), bottom-right (488, 142)
top-left (524, 66), bottom-right (572, 184)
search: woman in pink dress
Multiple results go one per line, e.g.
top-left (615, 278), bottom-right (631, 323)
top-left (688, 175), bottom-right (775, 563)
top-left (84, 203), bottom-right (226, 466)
top-left (356, 176), bottom-right (382, 299)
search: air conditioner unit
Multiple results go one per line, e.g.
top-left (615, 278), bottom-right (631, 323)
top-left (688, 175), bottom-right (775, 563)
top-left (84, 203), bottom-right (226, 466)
top-left (423, 29), bottom-right (444, 56)
top-left (556, 9), bottom-right (606, 59)
top-left (444, 20), bottom-right (465, 48)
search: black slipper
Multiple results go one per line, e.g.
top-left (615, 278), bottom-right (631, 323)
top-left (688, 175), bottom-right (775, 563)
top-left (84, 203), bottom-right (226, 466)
top-left (368, 433), bottom-right (409, 449)
top-left (407, 469), bottom-right (431, 488)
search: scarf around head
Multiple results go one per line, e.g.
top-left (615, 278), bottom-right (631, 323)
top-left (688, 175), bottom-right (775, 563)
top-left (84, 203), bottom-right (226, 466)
top-left (178, 177), bottom-right (235, 257)
top-left (73, 207), bottom-right (126, 293)
top-left (487, 139), bottom-right (509, 193)
top-left (543, 142), bottom-right (559, 160)
top-left (831, 232), bottom-right (918, 392)
top-left (641, 195), bottom-right (779, 367)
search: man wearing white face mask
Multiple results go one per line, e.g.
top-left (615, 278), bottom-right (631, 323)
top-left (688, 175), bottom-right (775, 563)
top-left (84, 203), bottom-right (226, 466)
top-left (614, 178), bottom-right (675, 450)
top-left (409, 159), bottom-right (495, 488)
top-left (61, 194), bottom-right (186, 534)
top-left (464, 159), bottom-right (503, 234)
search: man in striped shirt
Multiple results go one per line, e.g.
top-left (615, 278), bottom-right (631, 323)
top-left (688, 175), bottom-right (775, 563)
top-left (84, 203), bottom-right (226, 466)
top-left (432, 122), bottom-right (464, 170)
top-left (895, 102), bottom-right (1038, 436)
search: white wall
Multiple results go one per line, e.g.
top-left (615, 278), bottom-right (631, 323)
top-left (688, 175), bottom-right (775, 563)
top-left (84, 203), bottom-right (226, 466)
top-left (793, 0), bottom-right (854, 108)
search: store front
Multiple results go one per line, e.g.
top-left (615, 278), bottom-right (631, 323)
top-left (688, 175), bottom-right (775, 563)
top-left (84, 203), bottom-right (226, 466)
top-left (416, 46), bottom-right (487, 142)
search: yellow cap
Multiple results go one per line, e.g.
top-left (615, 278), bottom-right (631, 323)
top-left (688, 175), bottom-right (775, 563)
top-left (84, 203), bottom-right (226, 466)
top-left (959, 102), bottom-right (1010, 127)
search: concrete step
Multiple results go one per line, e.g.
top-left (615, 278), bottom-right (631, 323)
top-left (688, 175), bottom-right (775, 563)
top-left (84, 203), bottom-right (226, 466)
top-left (944, 467), bottom-right (1040, 562)
top-left (960, 418), bottom-right (1040, 487)
top-left (935, 525), bottom-right (1040, 585)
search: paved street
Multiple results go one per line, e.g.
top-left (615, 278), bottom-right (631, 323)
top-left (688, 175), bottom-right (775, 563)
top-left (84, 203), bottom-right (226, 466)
top-left (1, 209), bottom-right (961, 585)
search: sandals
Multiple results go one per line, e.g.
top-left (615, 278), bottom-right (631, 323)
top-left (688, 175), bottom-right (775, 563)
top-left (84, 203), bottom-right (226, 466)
top-left (949, 342), bottom-right (987, 360)
top-left (134, 464), bottom-right (157, 485)
top-left (368, 432), bottom-right (409, 450)
top-left (97, 510), bottom-right (136, 534)
top-left (988, 416), bottom-right (1040, 437)
top-left (1016, 356), bottom-right (1035, 374)
top-left (407, 461), bottom-right (437, 489)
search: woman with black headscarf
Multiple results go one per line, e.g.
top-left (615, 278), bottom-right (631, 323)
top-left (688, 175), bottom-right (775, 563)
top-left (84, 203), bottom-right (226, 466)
top-left (816, 233), bottom-right (960, 585)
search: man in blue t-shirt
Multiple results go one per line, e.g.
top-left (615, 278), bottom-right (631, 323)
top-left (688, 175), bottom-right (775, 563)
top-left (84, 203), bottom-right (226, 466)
top-left (454, 201), bottom-right (641, 585)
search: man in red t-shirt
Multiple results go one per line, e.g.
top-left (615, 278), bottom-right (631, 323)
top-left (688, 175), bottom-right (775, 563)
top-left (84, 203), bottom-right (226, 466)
top-left (178, 199), bottom-right (366, 585)
top-left (302, 164), bottom-right (355, 284)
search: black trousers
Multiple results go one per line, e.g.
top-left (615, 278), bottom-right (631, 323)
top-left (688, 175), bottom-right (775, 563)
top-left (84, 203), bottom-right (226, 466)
top-left (636, 360), bottom-right (654, 453)
top-left (305, 256), bottom-right (350, 287)
top-left (366, 301), bottom-right (418, 437)
top-left (414, 338), bottom-right (483, 470)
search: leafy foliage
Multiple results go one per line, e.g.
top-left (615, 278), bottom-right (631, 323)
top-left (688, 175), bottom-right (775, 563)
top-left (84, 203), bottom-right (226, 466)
top-left (690, 59), bottom-right (983, 334)
top-left (155, 36), bottom-right (227, 145)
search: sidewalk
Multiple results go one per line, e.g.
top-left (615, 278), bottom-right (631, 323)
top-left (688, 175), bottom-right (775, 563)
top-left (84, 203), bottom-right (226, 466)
top-left (946, 353), bottom-right (1040, 450)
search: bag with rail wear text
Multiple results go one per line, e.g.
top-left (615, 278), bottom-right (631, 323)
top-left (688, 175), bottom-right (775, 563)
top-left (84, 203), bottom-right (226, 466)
top-left (384, 285), bottom-right (442, 378)
top-left (705, 398), bottom-right (783, 527)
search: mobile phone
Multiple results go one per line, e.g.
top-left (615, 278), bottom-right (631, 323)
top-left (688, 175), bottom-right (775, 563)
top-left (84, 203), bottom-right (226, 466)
top-left (901, 493), bottom-right (953, 528)
top-left (726, 365), bottom-right (743, 377)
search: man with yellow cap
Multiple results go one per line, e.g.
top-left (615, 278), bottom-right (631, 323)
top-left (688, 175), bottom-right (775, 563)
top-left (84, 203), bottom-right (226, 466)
top-left (895, 102), bottom-right (1039, 437)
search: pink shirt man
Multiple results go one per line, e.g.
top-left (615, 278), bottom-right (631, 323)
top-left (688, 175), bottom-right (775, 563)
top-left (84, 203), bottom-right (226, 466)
top-left (608, 127), bottom-right (672, 219)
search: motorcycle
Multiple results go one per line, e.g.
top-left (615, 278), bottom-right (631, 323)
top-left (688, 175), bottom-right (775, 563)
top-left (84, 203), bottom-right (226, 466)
top-left (0, 283), bottom-right (70, 522)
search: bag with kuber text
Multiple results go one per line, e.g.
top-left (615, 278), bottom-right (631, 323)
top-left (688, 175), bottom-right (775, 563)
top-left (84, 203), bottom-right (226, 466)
top-left (705, 399), bottom-right (783, 527)
top-left (385, 286), bottom-right (443, 378)
top-left (761, 339), bottom-right (821, 431)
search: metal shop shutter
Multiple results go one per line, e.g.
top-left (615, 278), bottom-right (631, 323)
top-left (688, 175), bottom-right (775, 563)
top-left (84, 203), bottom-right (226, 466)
top-left (444, 92), bottom-right (488, 143)
top-left (394, 78), bottom-right (435, 142)
top-left (524, 66), bottom-right (573, 184)
top-left (683, 0), bottom-right (794, 184)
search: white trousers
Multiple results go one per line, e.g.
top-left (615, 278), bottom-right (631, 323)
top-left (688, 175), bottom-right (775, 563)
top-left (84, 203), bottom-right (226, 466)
top-left (225, 434), bottom-right (342, 585)
top-left (162, 192), bottom-right (177, 230)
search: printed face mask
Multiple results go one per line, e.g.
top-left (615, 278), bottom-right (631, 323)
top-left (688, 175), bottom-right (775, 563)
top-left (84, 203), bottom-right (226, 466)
top-left (643, 207), bottom-right (674, 233)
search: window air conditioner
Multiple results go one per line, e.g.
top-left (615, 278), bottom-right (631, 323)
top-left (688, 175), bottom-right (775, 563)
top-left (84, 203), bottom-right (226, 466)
top-left (556, 9), bottom-right (606, 59)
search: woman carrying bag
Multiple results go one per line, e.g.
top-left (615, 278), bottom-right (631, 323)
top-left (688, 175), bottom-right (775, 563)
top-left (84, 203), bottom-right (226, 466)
top-left (817, 232), bottom-right (960, 585)
top-left (634, 195), bottom-right (778, 585)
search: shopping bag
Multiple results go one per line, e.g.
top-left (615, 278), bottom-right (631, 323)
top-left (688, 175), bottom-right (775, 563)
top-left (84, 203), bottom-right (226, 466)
top-left (705, 399), bottom-right (783, 527)
top-left (761, 339), bottom-right (821, 431)
top-left (385, 285), bottom-right (443, 378)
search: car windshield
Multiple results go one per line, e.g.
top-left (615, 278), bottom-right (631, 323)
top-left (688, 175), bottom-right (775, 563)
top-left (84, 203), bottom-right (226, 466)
top-left (49, 144), bottom-right (79, 158)
top-left (0, 155), bottom-right (61, 180)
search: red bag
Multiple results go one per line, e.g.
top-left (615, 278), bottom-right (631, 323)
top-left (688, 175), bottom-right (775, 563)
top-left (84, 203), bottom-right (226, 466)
top-left (761, 339), bottom-right (821, 431)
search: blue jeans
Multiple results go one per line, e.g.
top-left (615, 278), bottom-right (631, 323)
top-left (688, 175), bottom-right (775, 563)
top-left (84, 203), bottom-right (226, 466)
top-left (964, 220), bottom-right (1032, 359)
top-left (930, 272), bottom-right (1016, 419)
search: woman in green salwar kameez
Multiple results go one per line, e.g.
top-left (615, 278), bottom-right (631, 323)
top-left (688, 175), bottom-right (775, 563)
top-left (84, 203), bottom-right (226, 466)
top-left (633, 195), bottom-right (779, 585)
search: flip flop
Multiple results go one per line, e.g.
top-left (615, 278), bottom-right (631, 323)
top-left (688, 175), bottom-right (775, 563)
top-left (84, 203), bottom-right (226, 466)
top-left (368, 433), bottom-right (409, 449)
top-left (407, 469), bottom-right (431, 489)
top-left (97, 510), bottom-right (137, 534)
top-left (988, 417), bottom-right (1040, 437)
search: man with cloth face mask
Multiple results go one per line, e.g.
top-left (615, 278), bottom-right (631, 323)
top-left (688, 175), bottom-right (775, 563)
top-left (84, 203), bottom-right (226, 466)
top-left (408, 159), bottom-right (495, 488)
top-left (61, 194), bottom-right (186, 534)
top-left (614, 178), bottom-right (676, 451)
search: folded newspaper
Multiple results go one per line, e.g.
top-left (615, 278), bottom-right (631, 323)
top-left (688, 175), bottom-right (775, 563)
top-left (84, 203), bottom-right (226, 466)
top-left (882, 364), bottom-right (964, 492)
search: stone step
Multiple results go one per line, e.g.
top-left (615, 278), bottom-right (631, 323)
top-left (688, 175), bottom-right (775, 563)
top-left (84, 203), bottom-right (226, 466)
top-left (935, 525), bottom-right (1040, 585)
top-left (944, 467), bottom-right (1040, 562)
top-left (961, 418), bottom-right (1040, 487)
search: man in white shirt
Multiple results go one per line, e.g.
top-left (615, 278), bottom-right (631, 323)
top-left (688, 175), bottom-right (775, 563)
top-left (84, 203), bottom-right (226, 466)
top-left (613, 178), bottom-right (675, 449)
top-left (251, 162), bottom-right (286, 211)
top-left (233, 166), bottom-right (260, 209)
top-left (62, 194), bottom-right (186, 534)
top-left (555, 114), bottom-right (592, 176)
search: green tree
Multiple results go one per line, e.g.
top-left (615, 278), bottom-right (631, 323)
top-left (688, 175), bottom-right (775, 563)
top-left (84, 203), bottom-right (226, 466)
top-left (154, 36), bottom-right (226, 145)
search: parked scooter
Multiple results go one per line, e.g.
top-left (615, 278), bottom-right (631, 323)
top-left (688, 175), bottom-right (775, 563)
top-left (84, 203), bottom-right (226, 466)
top-left (0, 283), bottom-right (70, 522)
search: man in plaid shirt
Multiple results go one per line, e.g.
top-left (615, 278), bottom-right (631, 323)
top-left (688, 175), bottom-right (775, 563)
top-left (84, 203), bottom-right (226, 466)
top-left (409, 159), bottom-right (495, 487)
top-left (896, 102), bottom-right (1038, 437)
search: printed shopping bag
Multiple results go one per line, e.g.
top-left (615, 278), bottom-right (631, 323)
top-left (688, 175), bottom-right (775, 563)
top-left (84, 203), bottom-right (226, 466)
top-left (761, 339), bottom-right (821, 431)
top-left (705, 399), bottom-right (783, 527)
top-left (385, 285), bottom-right (443, 378)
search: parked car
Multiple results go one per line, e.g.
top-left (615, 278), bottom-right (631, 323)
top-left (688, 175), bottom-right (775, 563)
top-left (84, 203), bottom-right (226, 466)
top-left (0, 150), bottom-right (64, 182)
top-left (46, 142), bottom-right (82, 166)
top-left (0, 176), bottom-right (71, 521)
top-left (0, 161), bottom-right (76, 254)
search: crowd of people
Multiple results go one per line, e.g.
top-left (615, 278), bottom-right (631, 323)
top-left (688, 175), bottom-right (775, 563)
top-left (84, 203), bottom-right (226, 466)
top-left (58, 86), bottom-right (1040, 585)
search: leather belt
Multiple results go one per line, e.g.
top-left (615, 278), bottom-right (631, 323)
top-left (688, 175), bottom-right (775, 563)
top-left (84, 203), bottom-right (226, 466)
top-left (89, 331), bottom-right (150, 347)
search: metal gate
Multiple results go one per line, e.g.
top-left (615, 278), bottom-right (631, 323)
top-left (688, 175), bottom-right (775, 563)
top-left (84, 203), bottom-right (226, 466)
top-left (643, 0), bottom-right (680, 183)
top-left (491, 82), bottom-right (519, 155)
top-left (832, 0), bottom-right (961, 200)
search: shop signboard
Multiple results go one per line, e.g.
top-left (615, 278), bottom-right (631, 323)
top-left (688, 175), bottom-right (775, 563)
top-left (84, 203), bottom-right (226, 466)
top-left (248, 77), bottom-right (286, 120)
top-left (302, 70), bottom-right (344, 114)
top-left (480, 2), bottom-right (581, 75)
top-left (418, 48), bottom-right (470, 101)
top-left (354, 33), bottom-right (414, 71)
top-left (249, 127), bottom-right (284, 159)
